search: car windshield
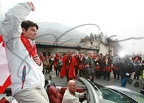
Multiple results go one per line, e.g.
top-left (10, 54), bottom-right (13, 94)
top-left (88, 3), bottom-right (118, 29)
top-left (93, 82), bottom-right (139, 103)
top-left (117, 90), bottom-right (144, 103)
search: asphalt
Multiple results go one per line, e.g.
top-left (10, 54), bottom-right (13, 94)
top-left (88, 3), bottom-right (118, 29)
top-left (45, 69), bottom-right (144, 93)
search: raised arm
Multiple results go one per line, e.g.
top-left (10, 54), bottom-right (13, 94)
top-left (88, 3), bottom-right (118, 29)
top-left (2, 2), bottom-right (35, 41)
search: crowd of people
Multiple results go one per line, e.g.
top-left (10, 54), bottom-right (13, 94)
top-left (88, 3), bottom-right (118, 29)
top-left (39, 50), bottom-right (144, 95)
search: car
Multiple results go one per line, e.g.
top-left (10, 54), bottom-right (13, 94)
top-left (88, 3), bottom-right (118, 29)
top-left (1, 76), bottom-right (144, 103)
top-left (106, 85), bottom-right (144, 103)
top-left (45, 76), bottom-right (144, 103)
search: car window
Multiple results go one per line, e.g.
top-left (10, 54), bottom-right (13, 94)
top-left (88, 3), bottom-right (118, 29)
top-left (120, 91), bottom-right (144, 103)
top-left (92, 82), bottom-right (138, 103)
top-left (98, 87), bottom-right (138, 103)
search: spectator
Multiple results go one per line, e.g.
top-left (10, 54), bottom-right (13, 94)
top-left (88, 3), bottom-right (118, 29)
top-left (39, 52), bottom-right (48, 74)
top-left (54, 52), bottom-right (61, 76)
top-left (60, 51), bottom-right (77, 82)
top-left (112, 64), bottom-right (120, 79)
top-left (62, 80), bottom-right (86, 103)
top-left (48, 54), bottom-right (53, 71)
top-left (95, 56), bottom-right (103, 79)
top-left (135, 60), bottom-right (144, 94)
top-left (78, 54), bottom-right (85, 77)
top-left (1, 2), bottom-right (49, 103)
top-left (133, 55), bottom-right (141, 80)
top-left (118, 56), bottom-right (135, 87)
top-left (84, 51), bottom-right (95, 82)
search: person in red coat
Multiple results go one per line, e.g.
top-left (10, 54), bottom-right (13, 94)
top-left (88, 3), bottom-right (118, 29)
top-left (60, 51), bottom-right (77, 82)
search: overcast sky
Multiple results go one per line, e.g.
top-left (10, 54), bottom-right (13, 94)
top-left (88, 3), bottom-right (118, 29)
top-left (0, 0), bottom-right (144, 55)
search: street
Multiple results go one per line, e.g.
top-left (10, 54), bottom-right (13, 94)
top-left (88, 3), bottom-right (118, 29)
top-left (46, 70), bottom-right (143, 93)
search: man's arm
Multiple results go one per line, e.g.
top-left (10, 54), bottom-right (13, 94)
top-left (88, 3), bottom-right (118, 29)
top-left (2, 2), bottom-right (34, 41)
top-left (76, 92), bottom-right (86, 99)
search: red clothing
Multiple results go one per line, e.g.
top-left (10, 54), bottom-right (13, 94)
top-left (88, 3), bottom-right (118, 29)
top-left (60, 55), bottom-right (77, 79)
top-left (95, 65), bottom-right (100, 71)
top-left (112, 65), bottom-right (120, 71)
top-left (54, 57), bottom-right (60, 70)
top-left (21, 34), bottom-right (37, 57)
top-left (104, 65), bottom-right (111, 72)
top-left (78, 63), bottom-right (84, 70)
top-left (39, 55), bottom-right (45, 61)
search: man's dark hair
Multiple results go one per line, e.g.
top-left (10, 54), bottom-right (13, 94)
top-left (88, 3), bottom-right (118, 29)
top-left (21, 20), bottom-right (39, 31)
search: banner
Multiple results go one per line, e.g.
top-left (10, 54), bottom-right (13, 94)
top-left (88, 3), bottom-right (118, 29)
top-left (0, 42), bottom-right (11, 94)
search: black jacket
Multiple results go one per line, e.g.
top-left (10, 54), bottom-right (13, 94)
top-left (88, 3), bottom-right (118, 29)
top-left (136, 64), bottom-right (144, 73)
top-left (118, 61), bottom-right (135, 78)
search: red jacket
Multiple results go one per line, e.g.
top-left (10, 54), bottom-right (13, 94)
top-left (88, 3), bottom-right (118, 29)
top-left (60, 55), bottom-right (77, 79)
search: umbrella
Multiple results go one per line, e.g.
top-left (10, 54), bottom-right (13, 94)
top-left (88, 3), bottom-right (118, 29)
top-left (0, 42), bottom-right (11, 94)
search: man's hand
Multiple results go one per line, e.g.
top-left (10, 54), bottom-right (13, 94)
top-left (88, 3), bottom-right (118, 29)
top-left (27, 2), bottom-right (35, 11)
top-left (33, 54), bottom-right (42, 66)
